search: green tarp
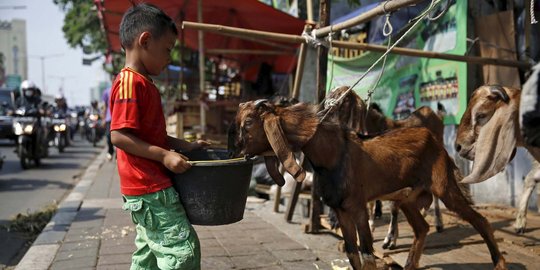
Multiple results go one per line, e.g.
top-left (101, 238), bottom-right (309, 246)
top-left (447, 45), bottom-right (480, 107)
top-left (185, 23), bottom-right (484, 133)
top-left (327, 1), bottom-right (467, 125)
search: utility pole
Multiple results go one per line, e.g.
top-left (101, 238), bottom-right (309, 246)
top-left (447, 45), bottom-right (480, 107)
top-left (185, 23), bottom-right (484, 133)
top-left (30, 53), bottom-right (63, 93)
top-left (48, 75), bottom-right (74, 102)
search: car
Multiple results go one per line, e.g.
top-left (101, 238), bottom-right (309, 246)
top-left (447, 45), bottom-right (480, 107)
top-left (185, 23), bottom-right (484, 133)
top-left (0, 88), bottom-right (17, 140)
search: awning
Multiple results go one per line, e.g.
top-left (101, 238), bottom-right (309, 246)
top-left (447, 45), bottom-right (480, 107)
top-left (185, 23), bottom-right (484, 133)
top-left (94, 0), bottom-right (306, 77)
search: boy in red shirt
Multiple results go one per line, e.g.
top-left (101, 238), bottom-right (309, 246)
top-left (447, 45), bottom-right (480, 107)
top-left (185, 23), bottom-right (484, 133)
top-left (110, 4), bottom-right (208, 270)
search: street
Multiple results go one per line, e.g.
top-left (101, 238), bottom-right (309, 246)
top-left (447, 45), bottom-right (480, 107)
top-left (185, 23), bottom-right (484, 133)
top-left (0, 135), bottom-right (102, 268)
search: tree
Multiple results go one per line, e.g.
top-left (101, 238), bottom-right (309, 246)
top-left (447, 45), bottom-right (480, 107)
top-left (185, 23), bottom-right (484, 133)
top-left (53, 0), bottom-right (123, 75)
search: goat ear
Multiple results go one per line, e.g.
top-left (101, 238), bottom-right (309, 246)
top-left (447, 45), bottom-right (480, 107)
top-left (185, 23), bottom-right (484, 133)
top-left (262, 113), bottom-right (306, 182)
top-left (462, 97), bottom-right (518, 184)
top-left (264, 156), bottom-right (286, 186)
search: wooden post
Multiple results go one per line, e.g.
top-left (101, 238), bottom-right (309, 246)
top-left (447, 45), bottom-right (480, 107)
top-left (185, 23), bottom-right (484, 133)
top-left (179, 11), bottom-right (185, 101)
top-left (306, 0), bottom-right (314, 23)
top-left (273, 185), bottom-right (282, 213)
top-left (292, 42), bottom-right (308, 100)
top-left (307, 0), bottom-right (330, 234)
top-left (197, 0), bottom-right (206, 135)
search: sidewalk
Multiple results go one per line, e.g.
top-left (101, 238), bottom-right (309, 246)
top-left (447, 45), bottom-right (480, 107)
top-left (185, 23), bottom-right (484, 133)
top-left (15, 151), bottom-right (348, 270)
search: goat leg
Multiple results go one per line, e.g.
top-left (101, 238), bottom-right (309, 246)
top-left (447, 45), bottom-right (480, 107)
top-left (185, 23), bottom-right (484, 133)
top-left (433, 196), bottom-right (444, 233)
top-left (367, 201), bottom-right (375, 232)
top-left (353, 205), bottom-right (377, 270)
top-left (383, 201), bottom-right (399, 250)
top-left (334, 209), bottom-right (364, 270)
top-left (514, 167), bottom-right (538, 234)
top-left (400, 201), bottom-right (430, 270)
top-left (438, 179), bottom-right (506, 269)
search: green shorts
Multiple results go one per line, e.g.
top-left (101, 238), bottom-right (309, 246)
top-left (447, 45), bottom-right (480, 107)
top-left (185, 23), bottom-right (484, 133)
top-left (123, 187), bottom-right (201, 270)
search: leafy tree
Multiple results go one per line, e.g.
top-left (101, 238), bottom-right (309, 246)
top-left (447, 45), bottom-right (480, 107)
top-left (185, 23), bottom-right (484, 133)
top-left (53, 0), bottom-right (123, 75)
top-left (53, 0), bottom-right (186, 76)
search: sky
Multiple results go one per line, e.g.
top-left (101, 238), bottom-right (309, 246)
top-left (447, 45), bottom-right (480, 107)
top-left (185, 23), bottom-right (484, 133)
top-left (0, 0), bottom-right (108, 106)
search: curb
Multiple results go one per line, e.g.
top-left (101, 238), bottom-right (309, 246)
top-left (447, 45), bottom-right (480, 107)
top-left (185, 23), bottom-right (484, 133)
top-left (15, 149), bottom-right (107, 270)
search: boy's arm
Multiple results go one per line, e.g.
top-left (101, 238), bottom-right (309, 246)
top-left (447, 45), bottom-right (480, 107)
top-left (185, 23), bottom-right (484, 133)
top-left (112, 129), bottom-right (191, 173)
top-left (166, 135), bottom-right (211, 152)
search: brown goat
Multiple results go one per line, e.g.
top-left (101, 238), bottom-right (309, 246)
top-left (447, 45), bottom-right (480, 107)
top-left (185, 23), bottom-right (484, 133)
top-left (455, 85), bottom-right (540, 234)
top-left (234, 100), bottom-right (506, 270)
top-left (322, 86), bottom-right (445, 249)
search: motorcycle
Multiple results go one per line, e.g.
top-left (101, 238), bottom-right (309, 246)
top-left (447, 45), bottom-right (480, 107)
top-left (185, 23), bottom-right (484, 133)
top-left (68, 109), bottom-right (79, 141)
top-left (86, 112), bottom-right (103, 147)
top-left (13, 106), bottom-right (49, 169)
top-left (50, 112), bottom-right (69, 152)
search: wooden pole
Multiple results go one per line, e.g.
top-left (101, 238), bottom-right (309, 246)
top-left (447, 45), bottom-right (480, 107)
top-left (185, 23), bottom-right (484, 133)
top-left (331, 40), bottom-right (532, 69)
top-left (306, 0), bottom-right (314, 24)
top-left (315, 0), bottom-right (425, 38)
top-left (206, 49), bottom-right (294, 55)
top-left (183, 21), bottom-right (531, 69)
top-left (308, 0), bottom-right (330, 235)
top-left (183, 21), bottom-right (305, 44)
top-left (197, 0), bottom-right (206, 135)
top-left (291, 42), bottom-right (307, 99)
top-left (179, 11), bottom-right (185, 101)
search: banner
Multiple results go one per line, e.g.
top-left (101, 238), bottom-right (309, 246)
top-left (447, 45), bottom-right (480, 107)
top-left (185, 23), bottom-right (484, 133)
top-left (327, 1), bottom-right (467, 125)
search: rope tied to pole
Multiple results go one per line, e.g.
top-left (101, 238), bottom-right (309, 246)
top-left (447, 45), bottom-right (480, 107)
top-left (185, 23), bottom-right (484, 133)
top-left (365, 4), bottom-right (394, 117)
top-left (302, 28), bottom-right (329, 48)
top-left (318, 0), bottom-right (442, 124)
top-left (382, 1), bottom-right (394, 37)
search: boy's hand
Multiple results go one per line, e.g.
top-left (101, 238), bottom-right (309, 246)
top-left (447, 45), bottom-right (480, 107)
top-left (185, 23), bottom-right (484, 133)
top-left (163, 151), bottom-right (191, 174)
top-left (190, 140), bottom-right (211, 151)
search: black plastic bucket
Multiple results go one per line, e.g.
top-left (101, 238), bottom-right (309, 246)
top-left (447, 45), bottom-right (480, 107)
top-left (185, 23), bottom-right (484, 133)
top-left (172, 149), bottom-right (253, 225)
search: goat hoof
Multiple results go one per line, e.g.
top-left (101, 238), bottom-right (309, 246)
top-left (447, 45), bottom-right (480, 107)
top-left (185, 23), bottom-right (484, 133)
top-left (436, 225), bottom-right (444, 233)
top-left (382, 241), bottom-right (389, 249)
top-left (360, 254), bottom-right (377, 270)
top-left (388, 243), bottom-right (397, 250)
top-left (514, 227), bottom-right (525, 234)
top-left (494, 257), bottom-right (507, 270)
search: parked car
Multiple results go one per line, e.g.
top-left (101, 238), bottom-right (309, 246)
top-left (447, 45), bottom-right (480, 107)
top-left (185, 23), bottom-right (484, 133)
top-left (0, 88), bottom-right (17, 141)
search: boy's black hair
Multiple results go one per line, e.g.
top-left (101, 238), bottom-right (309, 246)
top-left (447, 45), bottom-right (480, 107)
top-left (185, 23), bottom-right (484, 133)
top-left (119, 3), bottom-right (178, 49)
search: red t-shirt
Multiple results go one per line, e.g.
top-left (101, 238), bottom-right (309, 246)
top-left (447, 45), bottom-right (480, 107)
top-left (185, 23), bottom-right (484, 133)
top-left (110, 67), bottom-right (172, 195)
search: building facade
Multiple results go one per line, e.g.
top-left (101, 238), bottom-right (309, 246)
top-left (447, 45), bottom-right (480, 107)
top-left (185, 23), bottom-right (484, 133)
top-left (0, 19), bottom-right (27, 88)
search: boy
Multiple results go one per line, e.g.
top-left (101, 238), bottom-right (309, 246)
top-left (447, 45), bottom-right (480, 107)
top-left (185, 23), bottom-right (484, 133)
top-left (110, 4), bottom-right (207, 270)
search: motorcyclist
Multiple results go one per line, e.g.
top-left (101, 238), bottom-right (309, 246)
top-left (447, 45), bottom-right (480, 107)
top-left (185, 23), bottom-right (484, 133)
top-left (16, 80), bottom-right (43, 110)
top-left (85, 100), bottom-right (103, 146)
top-left (13, 80), bottom-right (48, 161)
top-left (53, 94), bottom-right (69, 115)
top-left (85, 100), bottom-right (101, 117)
top-left (51, 95), bottom-right (71, 145)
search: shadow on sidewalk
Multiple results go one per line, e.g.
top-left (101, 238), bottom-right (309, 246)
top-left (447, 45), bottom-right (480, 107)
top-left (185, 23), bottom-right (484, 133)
top-left (0, 178), bottom-right (73, 192)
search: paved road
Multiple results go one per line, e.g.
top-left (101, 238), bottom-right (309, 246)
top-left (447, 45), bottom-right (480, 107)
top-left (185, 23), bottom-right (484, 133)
top-left (0, 136), bottom-right (102, 268)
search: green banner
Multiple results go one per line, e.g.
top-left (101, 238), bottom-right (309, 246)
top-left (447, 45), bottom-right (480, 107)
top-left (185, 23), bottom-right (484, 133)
top-left (327, 1), bottom-right (467, 125)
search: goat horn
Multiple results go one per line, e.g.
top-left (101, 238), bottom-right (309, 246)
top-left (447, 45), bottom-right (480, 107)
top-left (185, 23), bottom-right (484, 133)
top-left (489, 85), bottom-right (509, 103)
top-left (254, 99), bottom-right (270, 109)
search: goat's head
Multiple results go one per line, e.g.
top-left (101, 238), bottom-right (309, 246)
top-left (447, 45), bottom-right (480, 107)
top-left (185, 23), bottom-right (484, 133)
top-left (455, 85), bottom-right (521, 184)
top-left (233, 100), bottom-right (319, 183)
